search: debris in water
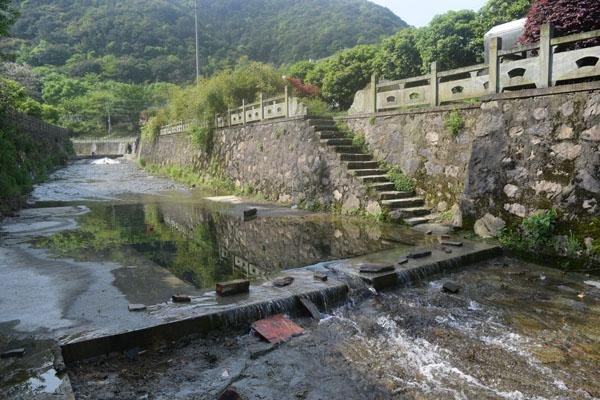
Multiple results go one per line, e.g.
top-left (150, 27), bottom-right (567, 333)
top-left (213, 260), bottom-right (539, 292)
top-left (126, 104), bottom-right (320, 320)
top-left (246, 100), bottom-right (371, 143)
top-left (368, 287), bottom-right (378, 296)
top-left (359, 264), bottom-right (395, 273)
top-left (273, 276), bottom-right (294, 287)
top-left (443, 281), bottom-right (461, 294)
top-left (314, 272), bottom-right (328, 281)
top-left (584, 280), bottom-right (600, 289)
top-left (300, 297), bottom-right (321, 320)
top-left (125, 347), bottom-right (140, 361)
top-left (406, 249), bottom-right (432, 259)
top-left (1, 348), bottom-right (25, 358)
top-left (218, 387), bottom-right (242, 400)
top-left (243, 208), bottom-right (257, 221)
top-left (577, 292), bottom-right (585, 299)
top-left (426, 230), bottom-right (433, 235)
top-left (441, 240), bottom-right (463, 247)
top-left (128, 304), bottom-right (146, 312)
top-left (171, 295), bottom-right (192, 303)
top-left (221, 369), bottom-right (230, 378)
top-left (397, 257), bottom-right (409, 265)
top-left (442, 247), bottom-right (453, 254)
top-left (217, 279), bottom-right (250, 296)
top-left (251, 314), bottom-right (304, 344)
top-left (91, 157), bottom-right (120, 165)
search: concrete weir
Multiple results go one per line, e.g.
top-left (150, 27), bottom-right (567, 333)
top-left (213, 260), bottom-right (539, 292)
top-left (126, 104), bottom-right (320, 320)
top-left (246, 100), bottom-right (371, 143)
top-left (60, 241), bottom-right (500, 363)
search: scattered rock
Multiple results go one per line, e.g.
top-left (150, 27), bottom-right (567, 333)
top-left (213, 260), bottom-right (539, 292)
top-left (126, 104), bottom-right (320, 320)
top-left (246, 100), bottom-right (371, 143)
top-left (504, 203), bottom-right (527, 218)
top-left (218, 387), bottom-right (242, 400)
top-left (406, 249), bottom-right (432, 259)
top-left (171, 295), bottom-right (192, 303)
top-left (243, 208), bottom-right (257, 221)
top-left (451, 204), bottom-right (463, 228)
top-left (442, 281), bottom-right (460, 294)
top-left (313, 272), bottom-right (328, 281)
top-left (128, 304), bottom-right (147, 312)
top-left (247, 341), bottom-right (275, 360)
top-left (584, 237), bottom-right (594, 253)
top-left (300, 298), bottom-right (321, 320)
top-left (442, 247), bottom-right (453, 254)
top-left (1, 348), bottom-right (25, 359)
top-left (216, 280), bottom-right (250, 297)
top-left (474, 213), bottom-right (506, 238)
top-left (273, 276), bottom-right (294, 287)
top-left (359, 264), bottom-right (395, 273)
top-left (124, 347), bottom-right (140, 361)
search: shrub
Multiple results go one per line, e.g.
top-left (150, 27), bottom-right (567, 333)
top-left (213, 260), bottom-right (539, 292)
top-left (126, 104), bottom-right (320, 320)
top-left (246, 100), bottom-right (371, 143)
top-left (499, 209), bottom-right (558, 251)
top-left (190, 125), bottom-right (213, 152)
top-left (388, 165), bottom-right (415, 192)
top-left (445, 110), bottom-right (464, 136)
top-left (303, 98), bottom-right (331, 117)
top-left (520, 0), bottom-right (600, 46)
top-left (286, 77), bottom-right (320, 97)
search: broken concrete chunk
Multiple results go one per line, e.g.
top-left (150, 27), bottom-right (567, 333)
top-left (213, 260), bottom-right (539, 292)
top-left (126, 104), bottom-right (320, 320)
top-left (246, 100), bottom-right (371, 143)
top-left (1, 348), bottom-right (25, 359)
top-left (406, 249), bottom-right (432, 259)
top-left (216, 279), bottom-right (250, 297)
top-left (443, 281), bottom-right (461, 294)
top-left (243, 208), bottom-right (257, 221)
top-left (171, 295), bottom-right (192, 303)
top-left (128, 304), bottom-right (147, 312)
top-left (251, 314), bottom-right (304, 344)
top-left (273, 276), bottom-right (294, 287)
top-left (359, 264), bottom-right (395, 274)
top-left (441, 241), bottom-right (463, 247)
top-left (300, 298), bottom-right (321, 320)
top-left (313, 272), bottom-right (328, 281)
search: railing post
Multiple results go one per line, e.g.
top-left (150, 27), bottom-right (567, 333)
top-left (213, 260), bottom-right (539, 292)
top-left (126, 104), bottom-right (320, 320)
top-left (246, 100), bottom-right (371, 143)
top-left (371, 73), bottom-right (378, 114)
top-left (488, 37), bottom-right (502, 94)
top-left (259, 92), bottom-right (264, 121)
top-left (430, 62), bottom-right (438, 106)
top-left (284, 85), bottom-right (290, 118)
top-left (242, 99), bottom-right (246, 125)
top-left (539, 23), bottom-right (554, 88)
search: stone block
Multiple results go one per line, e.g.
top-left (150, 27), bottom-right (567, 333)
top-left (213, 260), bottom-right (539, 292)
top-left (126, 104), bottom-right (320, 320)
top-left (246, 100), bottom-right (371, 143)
top-left (273, 276), bottom-right (294, 287)
top-left (474, 213), bottom-right (506, 238)
top-left (217, 279), bottom-right (250, 296)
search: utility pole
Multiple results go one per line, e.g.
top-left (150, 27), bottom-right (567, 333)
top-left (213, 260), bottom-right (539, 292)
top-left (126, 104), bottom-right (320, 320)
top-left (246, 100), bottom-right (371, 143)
top-left (194, 0), bottom-right (200, 86)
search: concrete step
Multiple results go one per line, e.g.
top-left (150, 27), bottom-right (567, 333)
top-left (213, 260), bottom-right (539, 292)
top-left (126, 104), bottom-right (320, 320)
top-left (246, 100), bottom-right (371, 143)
top-left (319, 131), bottom-right (345, 139)
top-left (351, 169), bottom-right (385, 177)
top-left (392, 207), bottom-right (431, 218)
top-left (334, 146), bottom-right (363, 154)
top-left (360, 175), bottom-right (390, 183)
top-left (308, 119), bottom-right (336, 127)
top-left (368, 182), bottom-right (396, 191)
top-left (377, 191), bottom-right (416, 200)
top-left (381, 197), bottom-right (425, 208)
top-left (346, 161), bottom-right (380, 170)
top-left (321, 138), bottom-right (352, 146)
top-left (340, 153), bottom-right (373, 162)
top-left (313, 125), bottom-right (338, 132)
top-left (405, 215), bottom-right (435, 227)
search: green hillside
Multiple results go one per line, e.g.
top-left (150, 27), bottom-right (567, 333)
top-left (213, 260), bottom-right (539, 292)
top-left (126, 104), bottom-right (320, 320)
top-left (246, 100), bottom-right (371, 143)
top-left (4, 0), bottom-right (406, 83)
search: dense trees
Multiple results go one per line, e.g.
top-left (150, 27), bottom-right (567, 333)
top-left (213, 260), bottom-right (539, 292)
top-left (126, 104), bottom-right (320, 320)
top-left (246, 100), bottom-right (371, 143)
top-left (5, 0), bottom-right (405, 84)
top-left (0, 0), bottom-right (17, 38)
top-left (520, 0), bottom-right (600, 44)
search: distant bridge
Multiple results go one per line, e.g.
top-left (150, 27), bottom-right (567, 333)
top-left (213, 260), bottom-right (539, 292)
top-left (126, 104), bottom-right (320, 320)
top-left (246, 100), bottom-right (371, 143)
top-left (71, 136), bottom-right (139, 158)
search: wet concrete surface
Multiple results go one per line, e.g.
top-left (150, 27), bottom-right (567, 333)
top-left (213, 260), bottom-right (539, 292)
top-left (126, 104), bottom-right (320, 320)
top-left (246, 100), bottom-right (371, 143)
top-left (68, 257), bottom-right (600, 400)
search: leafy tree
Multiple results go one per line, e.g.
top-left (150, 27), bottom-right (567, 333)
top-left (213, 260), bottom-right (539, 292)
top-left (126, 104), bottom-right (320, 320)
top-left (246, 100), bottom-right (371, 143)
top-left (520, 0), bottom-right (600, 44)
top-left (0, 0), bottom-right (17, 37)
top-left (286, 60), bottom-right (317, 82)
top-left (416, 10), bottom-right (480, 71)
top-left (306, 45), bottom-right (378, 109)
top-left (373, 28), bottom-right (422, 81)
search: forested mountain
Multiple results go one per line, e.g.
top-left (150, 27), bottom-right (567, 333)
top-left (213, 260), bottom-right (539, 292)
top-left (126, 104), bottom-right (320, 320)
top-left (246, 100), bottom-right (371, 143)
top-left (4, 0), bottom-right (406, 83)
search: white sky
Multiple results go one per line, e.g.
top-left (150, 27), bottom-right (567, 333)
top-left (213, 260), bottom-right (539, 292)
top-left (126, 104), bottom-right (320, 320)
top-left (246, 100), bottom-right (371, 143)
top-left (370, 0), bottom-right (488, 27)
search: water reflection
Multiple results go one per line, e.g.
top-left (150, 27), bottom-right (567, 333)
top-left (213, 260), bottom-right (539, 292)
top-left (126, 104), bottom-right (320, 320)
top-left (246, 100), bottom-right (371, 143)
top-left (38, 198), bottom-right (420, 290)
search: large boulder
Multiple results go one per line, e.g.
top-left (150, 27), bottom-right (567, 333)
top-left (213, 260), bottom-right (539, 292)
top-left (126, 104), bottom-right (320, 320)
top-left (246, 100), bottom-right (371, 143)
top-left (474, 213), bottom-right (506, 238)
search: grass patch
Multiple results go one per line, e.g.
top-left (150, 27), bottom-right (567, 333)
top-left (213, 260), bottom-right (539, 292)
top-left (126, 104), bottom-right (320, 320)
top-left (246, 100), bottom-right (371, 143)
top-left (386, 164), bottom-right (415, 192)
top-left (445, 109), bottom-right (464, 136)
top-left (145, 164), bottom-right (236, 193)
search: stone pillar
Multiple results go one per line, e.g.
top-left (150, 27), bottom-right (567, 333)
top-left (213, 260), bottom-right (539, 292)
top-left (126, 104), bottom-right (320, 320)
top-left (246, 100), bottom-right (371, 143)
top-left (488, 37), bottom-right (502, 94)
top-left (371, 73), bottom-right (378, 114)
top-left (284, 85), bottom-right (290, 118)
top-left (242, 99), bottom-right (246, 125)
top-left (259, 92), bottom-right (264, 121)
top-left (430, 62), bottom-right (438, 106)
top-left (539, 23), bottom-right (554, 88)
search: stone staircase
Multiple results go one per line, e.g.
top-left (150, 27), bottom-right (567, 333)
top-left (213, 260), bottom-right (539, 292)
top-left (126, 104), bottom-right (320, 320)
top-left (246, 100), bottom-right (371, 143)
top-left (309, 118), bottom-right (435, 226)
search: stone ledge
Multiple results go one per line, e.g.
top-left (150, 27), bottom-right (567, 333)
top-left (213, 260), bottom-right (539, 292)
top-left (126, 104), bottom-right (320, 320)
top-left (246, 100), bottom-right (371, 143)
top-left (215, 115), bottom-right (308, 130)
top-left (482, 81), bottom-right (600, 102)
top-left (340, 102), bottom-right (481, 121)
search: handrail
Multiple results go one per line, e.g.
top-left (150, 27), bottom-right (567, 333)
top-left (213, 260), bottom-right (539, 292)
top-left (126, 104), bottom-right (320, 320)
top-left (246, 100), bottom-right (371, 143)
top-left (551, 28), bottom-right (600, 46)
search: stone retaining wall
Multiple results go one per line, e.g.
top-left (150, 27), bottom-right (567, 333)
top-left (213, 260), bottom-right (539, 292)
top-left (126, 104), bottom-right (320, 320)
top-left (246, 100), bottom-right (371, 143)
top-left (342, 84), bottom-right (600, 229)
